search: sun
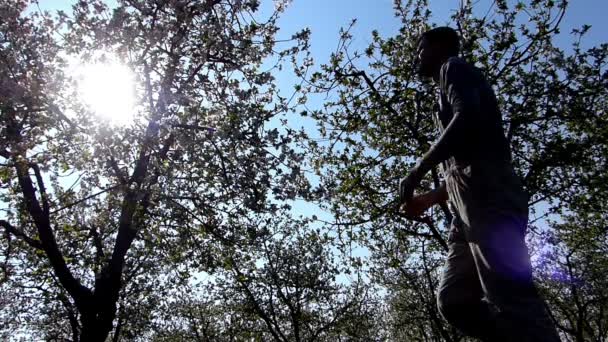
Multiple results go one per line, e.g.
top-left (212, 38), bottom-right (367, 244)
top-left (75, 57), bottom-right (136, 125)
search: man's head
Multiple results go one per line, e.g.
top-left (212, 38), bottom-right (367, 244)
top-left (416, 27), bottom-right (460, 79)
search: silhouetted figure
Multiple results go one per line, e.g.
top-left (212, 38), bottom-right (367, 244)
top-left (399, 27), bottom-right (560, 342)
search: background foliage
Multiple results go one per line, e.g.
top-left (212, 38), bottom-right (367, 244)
top-left (0, 0), bottom-right (606, 341)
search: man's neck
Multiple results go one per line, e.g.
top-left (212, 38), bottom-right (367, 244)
top-left (432, 56), bottom-right (453, 83)
top-left (432, 72), bottom-right (440, 83)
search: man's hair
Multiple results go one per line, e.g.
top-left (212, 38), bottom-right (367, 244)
top-left (418, 26), bottom-right (460, 56)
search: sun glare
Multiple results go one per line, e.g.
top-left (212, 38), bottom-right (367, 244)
top-left (74, 58), bottom-right (136, 125)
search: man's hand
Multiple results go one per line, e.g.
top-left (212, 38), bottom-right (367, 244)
top-left (400, 191), bottom-right (436, 218)
top-left (400, 183), bottom-right (448, 219)
top-left (399, 166), bottom-right (423, 204)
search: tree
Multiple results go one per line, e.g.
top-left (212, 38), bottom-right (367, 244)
top-left (1, 0), bottom-right (310, 340)
top-left (532, 212), bottom-right (608, 342)
top-left (150, 215), bottom-right (382, 342)
top-left (300, 0), bottom-right (607, 339)
top-left (2, 0), bottom-right (606, 340)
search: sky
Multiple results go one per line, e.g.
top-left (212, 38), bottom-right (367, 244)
top-left (273, 0), bottom-right (607, 54)
top-left (1, 3), bottom-right (604, 333)
top-left (35, 0), bottom-right (607, 137)
top-left (25, 0), bottom-right (608, 224)
top-left (268, 0), bottom-right (607, 106)
top-left (27, 0), bottom-right (607, 218)
top-left (261, 0), bottom-right (608, 222)
top-left (37, 0), bottom-right (608, 73)
top-left (9, 0), bottom-right (606, 297)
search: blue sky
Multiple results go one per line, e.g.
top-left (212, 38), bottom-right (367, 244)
top-left (273, 0), bottom-right (606, 53)
top-left (254, 0), bottom-right (608, 150)
top-left (37, 0), bottom-right (606, 116)
top-left (38, 0), bottom-right (607, 61)
top-left (13, 0), bottom-right (604, 289)
top-left (31, 0), bottom-right (607, 224)
top-left (259, 0), bottom-right (608, 222)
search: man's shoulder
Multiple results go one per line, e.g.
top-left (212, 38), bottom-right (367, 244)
top-left (442, 56), bottom-right (469, 69)
top-left (440, 57), bottom-right (478, 89)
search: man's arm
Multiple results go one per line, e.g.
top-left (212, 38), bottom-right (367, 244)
top-left (416, 60), bottom-right (480, 175)
top-left (400, 60), bottom-right (481, 203)
top-left (400, 182), bottom-right (448, 218)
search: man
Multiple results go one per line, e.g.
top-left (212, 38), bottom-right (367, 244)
top-left (399, 27), bottom-right (560, 341)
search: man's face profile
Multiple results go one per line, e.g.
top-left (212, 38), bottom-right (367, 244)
top-left (416, 38), bottom-right (439, 79)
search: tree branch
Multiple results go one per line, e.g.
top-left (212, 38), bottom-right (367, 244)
top-left (232, 259), bottom-right (287, 342)
top-left (14, 159), bottom-right (92, 306)
top-left (29, 163), bottom-right (50, 216)
top-left (50, 184), bottom-right (120, 215)
top-left (0, 220), bottom-right (43, 250)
